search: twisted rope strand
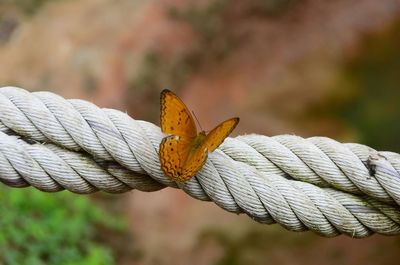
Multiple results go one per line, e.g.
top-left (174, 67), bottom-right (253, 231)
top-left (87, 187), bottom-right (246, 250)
top-left (2, 129), bottom-right (400, 237)
top-left (0, 86), bottom-right (400, 237)
top-left (222, 135), bottom-right (400, 205)
top-left (0, 131), bottom-right (164, 193)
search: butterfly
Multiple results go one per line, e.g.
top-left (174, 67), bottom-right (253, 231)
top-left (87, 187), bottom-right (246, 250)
top-left (159, 89), bottom-right (239, 182)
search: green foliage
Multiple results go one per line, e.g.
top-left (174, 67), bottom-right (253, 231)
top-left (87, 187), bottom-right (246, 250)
top-left (327, 21), bottom-right (400, 152)
top-left (0, 186), bottom-right (127, 265)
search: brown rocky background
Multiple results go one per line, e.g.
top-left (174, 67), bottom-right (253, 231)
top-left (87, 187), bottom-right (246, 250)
top-left (1, 0), bottom-right (400, 264)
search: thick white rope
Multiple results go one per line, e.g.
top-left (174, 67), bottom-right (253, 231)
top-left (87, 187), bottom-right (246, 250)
top-left (0, 86), bottom-right (399, 237)
top-left (0, 131), bottom-right (164, 193)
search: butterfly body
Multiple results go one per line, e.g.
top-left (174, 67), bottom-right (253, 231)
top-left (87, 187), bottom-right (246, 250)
top-left (159, 89), bottom-right (239, 182)
top-left (191, 131), bottom-right (207, 149)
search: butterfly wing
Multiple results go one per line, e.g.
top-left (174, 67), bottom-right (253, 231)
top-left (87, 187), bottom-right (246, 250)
top-left (179, 117), bottom-right (240, 180)
top-left (159, 135), bottom-right (192, 181)
top-left (202, 117), bottom-right (239, 152)
top-left (181, 147), bottom-right (208, 181)
top-left (160, 89), bottom-right (197, 138)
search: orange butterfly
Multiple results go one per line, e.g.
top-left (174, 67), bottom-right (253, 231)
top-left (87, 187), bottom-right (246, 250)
top-left (159, 89), bottom-right (239, 182)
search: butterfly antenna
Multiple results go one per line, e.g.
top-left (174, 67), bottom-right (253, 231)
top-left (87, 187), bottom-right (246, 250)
top-left (192, 110), bottom-right (204, 132)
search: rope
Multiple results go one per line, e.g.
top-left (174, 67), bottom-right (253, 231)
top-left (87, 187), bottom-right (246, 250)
top-left (0, 86), bottom-right (399, 238)
top-left (0, 131), bottom-right (164, 193)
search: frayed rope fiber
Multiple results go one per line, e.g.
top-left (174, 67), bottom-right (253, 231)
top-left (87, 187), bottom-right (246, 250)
top-left (0, 86), bottom-right (400, 237)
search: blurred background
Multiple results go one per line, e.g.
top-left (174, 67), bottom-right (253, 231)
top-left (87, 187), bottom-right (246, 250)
top-left (0, 0), bottom-right (400, 264)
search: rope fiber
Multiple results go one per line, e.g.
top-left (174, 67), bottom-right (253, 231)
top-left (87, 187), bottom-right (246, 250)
top-left (0, 86), bottom-right (399, 238)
